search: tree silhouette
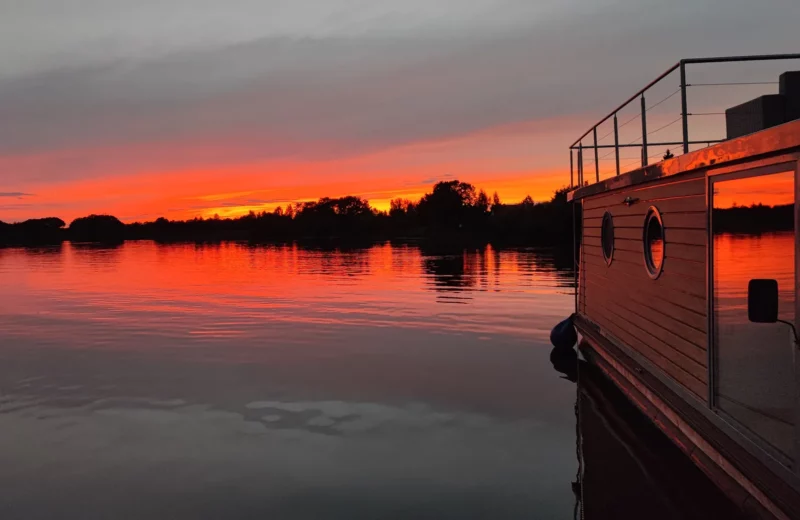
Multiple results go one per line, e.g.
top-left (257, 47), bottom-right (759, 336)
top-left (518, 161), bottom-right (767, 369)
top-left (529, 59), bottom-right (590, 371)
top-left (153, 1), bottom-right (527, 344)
top-left (418, 180), bottom-right (478, 231)
top-left (476, 190), bottom-right (490, 214)
top-left (69, 215), bottom-right (125, 243)
top-left (491, 191), bottom-right (501, 208)
top-left (0, 217), bottom-right (66, 244)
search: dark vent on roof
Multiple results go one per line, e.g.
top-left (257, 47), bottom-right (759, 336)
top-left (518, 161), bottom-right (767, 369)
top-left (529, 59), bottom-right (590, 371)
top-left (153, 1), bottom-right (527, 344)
top-left (725, 71), bottom-right (800, 139)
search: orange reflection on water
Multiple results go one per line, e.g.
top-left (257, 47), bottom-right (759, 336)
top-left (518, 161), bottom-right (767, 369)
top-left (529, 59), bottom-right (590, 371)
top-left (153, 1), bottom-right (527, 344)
top-left (713, 233), bottom-right (795, 319)
top-left (0, 242), bottom-right (575, 349)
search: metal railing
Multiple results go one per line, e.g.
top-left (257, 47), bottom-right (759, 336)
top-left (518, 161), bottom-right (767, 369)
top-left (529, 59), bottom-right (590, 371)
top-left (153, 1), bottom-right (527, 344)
top-left (569, 53), bottom-right (800, 188)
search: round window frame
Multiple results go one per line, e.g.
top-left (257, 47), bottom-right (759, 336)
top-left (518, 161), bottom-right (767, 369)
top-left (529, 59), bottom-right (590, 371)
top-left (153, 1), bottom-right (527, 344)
top-left (601, 211), bottom-right (615, 266)
top-left (642, 206), bottom-right (665, 280)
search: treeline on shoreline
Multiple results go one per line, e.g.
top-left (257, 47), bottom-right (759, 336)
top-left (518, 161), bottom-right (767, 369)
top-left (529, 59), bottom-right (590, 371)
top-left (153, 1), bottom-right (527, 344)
top-left (0, 181), bottom-right (578, 246)
top-left (712, 203), bottom-right (794, 234)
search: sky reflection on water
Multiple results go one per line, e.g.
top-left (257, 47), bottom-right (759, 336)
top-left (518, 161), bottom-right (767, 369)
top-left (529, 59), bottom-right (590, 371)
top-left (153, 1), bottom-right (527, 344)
top-left (0, 241), bottom-right (577, 519)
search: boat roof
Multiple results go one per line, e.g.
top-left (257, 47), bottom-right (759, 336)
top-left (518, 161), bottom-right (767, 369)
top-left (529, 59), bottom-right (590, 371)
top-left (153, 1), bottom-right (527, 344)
top-left (568, 118), bottom-right (800, 201)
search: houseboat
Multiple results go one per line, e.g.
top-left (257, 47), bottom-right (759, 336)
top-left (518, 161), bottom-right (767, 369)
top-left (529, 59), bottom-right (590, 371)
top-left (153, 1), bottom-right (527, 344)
top-left (562, 54), bottom-right (800, 519)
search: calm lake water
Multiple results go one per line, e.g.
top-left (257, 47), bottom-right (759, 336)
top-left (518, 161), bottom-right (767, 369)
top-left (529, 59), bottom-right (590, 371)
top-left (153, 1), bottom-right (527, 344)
top-left (0, 241), bottom-right (579, 519)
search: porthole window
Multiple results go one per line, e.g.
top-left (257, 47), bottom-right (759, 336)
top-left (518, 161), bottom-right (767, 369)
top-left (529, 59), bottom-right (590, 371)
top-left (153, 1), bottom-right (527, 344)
top-left (601, 212), bottom-right (614, 265)
top-left (643, 207), bottom-right (665, 279)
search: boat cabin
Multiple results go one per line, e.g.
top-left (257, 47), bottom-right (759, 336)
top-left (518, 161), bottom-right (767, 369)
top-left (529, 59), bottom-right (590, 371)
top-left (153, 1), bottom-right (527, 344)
top-left (567, 54), bottom-right (800, 519)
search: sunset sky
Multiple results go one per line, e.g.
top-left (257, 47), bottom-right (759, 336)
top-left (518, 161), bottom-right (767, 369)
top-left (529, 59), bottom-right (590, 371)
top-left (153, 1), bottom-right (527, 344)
top-left (1, 0), bottom-right (798, 223)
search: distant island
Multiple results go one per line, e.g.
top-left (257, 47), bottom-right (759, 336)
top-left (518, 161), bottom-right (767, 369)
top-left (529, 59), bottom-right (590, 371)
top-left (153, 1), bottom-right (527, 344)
top-left (0, 180), bottom-right (575, 246)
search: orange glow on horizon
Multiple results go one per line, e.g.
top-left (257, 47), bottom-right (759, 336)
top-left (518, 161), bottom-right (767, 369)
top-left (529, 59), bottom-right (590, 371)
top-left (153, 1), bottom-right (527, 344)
top-left (8, 167), bottom-right (565, 224)
top-left (713, 172), bottom-right (795, 209)
top-left (196, 172), bottom-right (565, 220)
top-left (0, 116), bottom-right (576, 224)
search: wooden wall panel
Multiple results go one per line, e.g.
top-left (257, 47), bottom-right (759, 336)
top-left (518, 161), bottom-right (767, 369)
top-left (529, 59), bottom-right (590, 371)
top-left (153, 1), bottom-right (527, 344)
top-left (579, 172), bottom-right (708, 400)
top-left (582, 176), bottom-right (706, 211)
top-left (586, 227), bottom-right (706, 246)
top-left (585, 212), bottom-right (706, 230)
top-left (584, 196), bottom-right (705, 218)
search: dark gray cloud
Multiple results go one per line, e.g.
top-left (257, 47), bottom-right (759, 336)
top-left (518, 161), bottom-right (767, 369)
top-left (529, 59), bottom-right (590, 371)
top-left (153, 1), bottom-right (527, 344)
top-left (420, 174), bottom-right (456, 185)
top-left (244, 198), bottom-right (284, 205)
top-left (0, 192), bottom-right (34, 197)
top-left (0, 0), bottom-right (798, 186)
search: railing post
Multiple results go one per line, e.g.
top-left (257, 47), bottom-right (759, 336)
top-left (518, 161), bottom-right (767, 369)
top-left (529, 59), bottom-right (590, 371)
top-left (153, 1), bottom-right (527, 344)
top-left (578, 143), bottom-right (583, 186)
top-left (570, 149), bottom-right (574, 188)
top-left (680, 61), bottom-right (689, 154)
top-left (614, 114), bottom-right (620, 176)
top-left (593, 127), bottom-right (599, 182)
top-left (640, 95), bottom-right (648, 167)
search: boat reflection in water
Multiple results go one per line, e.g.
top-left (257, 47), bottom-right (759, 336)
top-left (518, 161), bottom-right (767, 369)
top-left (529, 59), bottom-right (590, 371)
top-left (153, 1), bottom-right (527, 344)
top-left (550, 343), bottom-right (749, 519)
